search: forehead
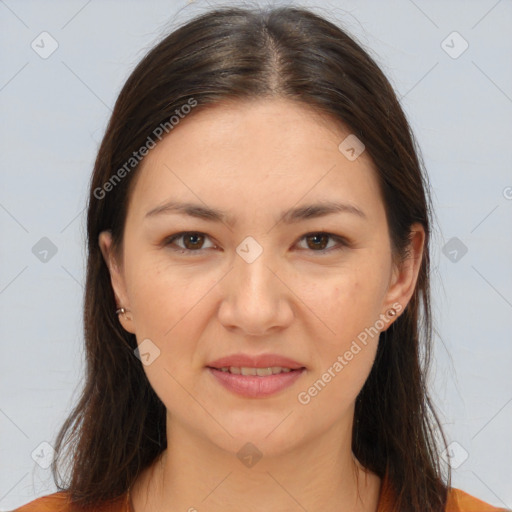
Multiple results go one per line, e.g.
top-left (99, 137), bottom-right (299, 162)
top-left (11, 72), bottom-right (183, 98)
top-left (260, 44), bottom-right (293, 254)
top-left (127, 98), bottom-right (383, 222)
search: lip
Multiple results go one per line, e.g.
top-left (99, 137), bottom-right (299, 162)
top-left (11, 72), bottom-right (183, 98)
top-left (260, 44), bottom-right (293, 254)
top-left (206, 353), bottom-right (306, 398)
top-left (207, 367), bottom-right (305, 398)
top-left (207, 353), bottom-right (305, 370)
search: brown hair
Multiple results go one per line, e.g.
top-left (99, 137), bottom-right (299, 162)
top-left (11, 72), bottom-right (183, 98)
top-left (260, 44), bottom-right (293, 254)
top-left (51, 5), bottom-right (451, 511)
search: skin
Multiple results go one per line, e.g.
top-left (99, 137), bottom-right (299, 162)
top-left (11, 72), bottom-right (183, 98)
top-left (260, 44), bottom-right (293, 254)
top-left (99, 98), bottom-right (424, 512)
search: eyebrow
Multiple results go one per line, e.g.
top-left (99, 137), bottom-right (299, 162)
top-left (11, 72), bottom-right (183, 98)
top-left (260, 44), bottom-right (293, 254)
top-left (144, 200), bottom-right (366, 226)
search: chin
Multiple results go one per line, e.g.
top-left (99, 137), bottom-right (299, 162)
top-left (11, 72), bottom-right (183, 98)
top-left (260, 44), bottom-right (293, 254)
top-left (203, 415), bottom-right (312, 461)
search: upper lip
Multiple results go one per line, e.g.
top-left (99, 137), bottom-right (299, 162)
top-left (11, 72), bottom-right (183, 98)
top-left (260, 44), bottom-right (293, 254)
top-left (207, 353), bottom-right (305, 370)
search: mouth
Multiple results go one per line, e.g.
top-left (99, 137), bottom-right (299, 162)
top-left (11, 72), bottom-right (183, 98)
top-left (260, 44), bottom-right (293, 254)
top-left (206, 353), bottom-right (305, 372)
top-left (208, 366), bottom-right (302, 376)
top-left (205, 354), bottom-right (306, 398)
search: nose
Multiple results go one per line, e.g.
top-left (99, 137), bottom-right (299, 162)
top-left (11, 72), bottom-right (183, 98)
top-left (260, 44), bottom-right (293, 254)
top-left (217, 246), bottom-right (295, 336)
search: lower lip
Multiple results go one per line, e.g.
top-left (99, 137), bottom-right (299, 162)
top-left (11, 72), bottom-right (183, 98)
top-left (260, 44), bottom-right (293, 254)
top-left (207, 367), bottom-right (305, 398)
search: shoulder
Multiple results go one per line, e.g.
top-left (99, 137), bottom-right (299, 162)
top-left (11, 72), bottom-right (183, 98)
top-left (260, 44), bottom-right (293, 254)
top-left (12, 492), bottom-right (71, 512)
top-left (12, 491), bottom-right (129, 512)
top-left (446, 487), bottom-right (510, 512)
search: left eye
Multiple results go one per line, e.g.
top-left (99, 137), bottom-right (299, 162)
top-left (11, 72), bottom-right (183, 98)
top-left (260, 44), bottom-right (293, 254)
top-left (296, 232), bottom-right (346, 252)
top-left (163, 232), bottom-right (347, 254)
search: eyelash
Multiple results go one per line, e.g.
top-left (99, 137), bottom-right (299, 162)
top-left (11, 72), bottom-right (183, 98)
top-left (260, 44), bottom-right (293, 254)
top-left (162, 231), bottom-right (349, 256)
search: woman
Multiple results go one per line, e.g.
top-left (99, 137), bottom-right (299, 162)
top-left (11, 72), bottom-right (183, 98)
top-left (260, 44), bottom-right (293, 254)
top-left (14, 5), bottom-right (508, 512)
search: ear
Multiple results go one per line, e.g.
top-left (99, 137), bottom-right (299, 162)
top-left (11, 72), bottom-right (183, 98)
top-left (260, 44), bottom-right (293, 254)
top-left (382, 223), bottom-right (425, 328)
top-left (98, 230), bottom-right (136, 334)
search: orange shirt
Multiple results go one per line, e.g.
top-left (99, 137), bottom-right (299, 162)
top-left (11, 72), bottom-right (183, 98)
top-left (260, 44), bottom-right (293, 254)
top-left (13, 473), bottom-right (510, 512)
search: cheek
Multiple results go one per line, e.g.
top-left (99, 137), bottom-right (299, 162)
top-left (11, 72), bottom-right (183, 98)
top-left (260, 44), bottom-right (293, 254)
top-left (124, 258), bottom-right (220, 392)
top-left (300, 266), bottom-right (388, 346)
top-left (295, 276), bottom-right (383, 414)
top-left (296, 344), bottom-right (376, 422)
top-left (124, 252), bottom-right (209, 335)
top-left (293, 264), bottom-right (387, 404)
top-left (124, 259), bottom-right (210, 407)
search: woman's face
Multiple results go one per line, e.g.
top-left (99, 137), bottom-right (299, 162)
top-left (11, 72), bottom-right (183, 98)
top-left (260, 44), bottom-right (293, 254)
top-left (100, 98), bottom-right (423, 459)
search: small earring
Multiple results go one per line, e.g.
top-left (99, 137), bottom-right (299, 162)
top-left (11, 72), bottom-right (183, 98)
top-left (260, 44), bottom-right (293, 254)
top-left (386, 307), bottom-right (397, 317)
top-left (116, 307), bottom-right (127, 315)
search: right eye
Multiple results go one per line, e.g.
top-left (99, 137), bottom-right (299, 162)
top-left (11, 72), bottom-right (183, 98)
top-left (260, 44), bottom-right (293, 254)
top-left (163, 232), bottom-right (217, 254)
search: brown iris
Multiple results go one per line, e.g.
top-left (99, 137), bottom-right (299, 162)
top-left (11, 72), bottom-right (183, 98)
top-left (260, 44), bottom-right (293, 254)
top-left (305, 233), bottom-right (329, 250)
top-left (181, 233), bottom-right (205, 250)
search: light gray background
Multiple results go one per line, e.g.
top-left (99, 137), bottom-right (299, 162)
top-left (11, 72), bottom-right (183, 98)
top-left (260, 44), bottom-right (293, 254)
top-left (1, 0), bottom-right (511, 509)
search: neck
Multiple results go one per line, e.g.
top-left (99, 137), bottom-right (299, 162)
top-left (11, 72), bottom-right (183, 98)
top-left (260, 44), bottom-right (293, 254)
top-left (131, 415), bottom-right (381, 512)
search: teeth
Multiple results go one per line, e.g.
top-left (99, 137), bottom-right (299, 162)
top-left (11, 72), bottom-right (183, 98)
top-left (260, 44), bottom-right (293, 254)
top-left (256, 367), bottom-right (273, 376)
top-left (219, 366), bottom-right (294, 375)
